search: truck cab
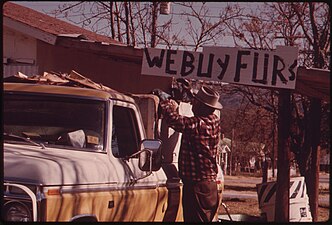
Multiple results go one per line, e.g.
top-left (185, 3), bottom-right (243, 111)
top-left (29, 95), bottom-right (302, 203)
top-left (3, 82), bottom-right (178, 222)
top-left (3, 72), bottom-right (223, 222)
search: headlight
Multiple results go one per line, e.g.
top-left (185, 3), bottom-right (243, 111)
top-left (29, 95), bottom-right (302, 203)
top-left (3, 201), bottom-right (32, 222)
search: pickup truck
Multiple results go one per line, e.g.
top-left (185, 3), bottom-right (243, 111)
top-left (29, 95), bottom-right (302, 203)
top-left (3, 71), bottom-right (223, 222)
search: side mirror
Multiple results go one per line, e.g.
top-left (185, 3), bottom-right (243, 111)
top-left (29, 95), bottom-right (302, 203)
top-left (139, 139), bottom-right (162, 172)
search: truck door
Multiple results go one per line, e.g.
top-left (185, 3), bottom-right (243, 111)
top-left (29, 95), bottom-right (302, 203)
top-left (132, 94), bottom-right (183, 222)
top-left (110, 100), bottom-right (168, 221)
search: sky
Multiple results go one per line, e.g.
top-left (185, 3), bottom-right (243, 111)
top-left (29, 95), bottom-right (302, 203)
top-left (13, 1), bottom-right (252, 17)
top-left (12, 1), bottom-right (259, 49)
top-left (13, 1), bottom-right (64, 13)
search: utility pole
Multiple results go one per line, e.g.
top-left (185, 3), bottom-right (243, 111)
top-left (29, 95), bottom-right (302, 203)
top-left (230, 128), bottom-right (234, 176)
top-left (151, 2), bottom-right (158, 47)
top-left (124, 1), bottom-right (130, 45)
top-left (128, 3), bottom-right (136, 46)
top-left (271, 91), bottom-right (276, 178)
top-left (307, 98), bottom-right (321, 221)
top-left (274, 90), bottom-right (291, 222)
top-left (114, 2), bottom-right (122, 43)
top-left (109, 2), bottom-right (115, 39)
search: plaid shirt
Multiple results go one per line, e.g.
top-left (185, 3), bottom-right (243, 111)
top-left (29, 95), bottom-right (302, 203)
top-left (160, 100), bottom-right (220, 182)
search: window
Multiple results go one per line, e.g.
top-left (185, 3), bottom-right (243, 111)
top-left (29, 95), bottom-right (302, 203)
top-left (4, 93), bottom-right (105, 151)
top-left (112, 105), bottom-right (140, 158)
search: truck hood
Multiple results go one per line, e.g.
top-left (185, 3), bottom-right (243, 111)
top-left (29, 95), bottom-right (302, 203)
top-left (4, 143), bottom-right (123, 186)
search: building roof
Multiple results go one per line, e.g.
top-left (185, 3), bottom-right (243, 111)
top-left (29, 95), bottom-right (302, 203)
top-left (2, 1), bottom-right (125, 46)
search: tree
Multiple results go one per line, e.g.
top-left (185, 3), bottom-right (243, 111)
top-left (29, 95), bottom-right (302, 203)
top-left (171, 2), bottom-right (242, 51)
top-left (289, 3), bottom-right (330, 221)
top-left (225, 2), bottom-right (330, 221)
top-left (51, 2), bottom-right (243, 50)
top-left (52, 2), bottom-right (172, 47)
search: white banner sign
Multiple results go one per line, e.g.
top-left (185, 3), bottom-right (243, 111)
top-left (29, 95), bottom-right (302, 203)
top-left (141, 46), bottom-right (298, 89)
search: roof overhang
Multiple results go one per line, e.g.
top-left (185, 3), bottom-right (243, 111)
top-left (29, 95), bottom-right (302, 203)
top-left (56, 38), bottom-right (143, 63)
top-left (3, 17), bottom-right (57, 45)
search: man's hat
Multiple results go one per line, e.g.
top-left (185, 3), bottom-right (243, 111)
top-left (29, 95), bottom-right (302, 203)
top-left (194, 86), bottom-right (223, 110)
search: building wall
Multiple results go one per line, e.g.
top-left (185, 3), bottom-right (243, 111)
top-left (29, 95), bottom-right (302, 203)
top-left (3, 27), bottom-right (37, 60)
top-left (36, 41), bottom-right (172, 94)
top-left (3, 27), bottom-right (38, 77)
top-left (3, 26), bottom-right (172, 94)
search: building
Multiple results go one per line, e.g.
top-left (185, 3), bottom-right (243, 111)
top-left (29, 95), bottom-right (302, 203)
top-left (320, 148), bottom-right (330, 173)
top-left (2, 2), bottom-right (172, 94)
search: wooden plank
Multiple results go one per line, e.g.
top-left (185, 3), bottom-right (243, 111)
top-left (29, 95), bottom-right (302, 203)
top-left (295, 67), bottom-right (330, 101)
top-left (296, 80), bottom-right (329, 101)
top-left (297, 67), bottom-right (330, 83)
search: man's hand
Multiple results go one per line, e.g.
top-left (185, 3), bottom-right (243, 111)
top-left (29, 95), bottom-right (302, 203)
top-left (152, 89), bottom-right (171, 101)
top-left (168, 99), bottom-right (179, 111)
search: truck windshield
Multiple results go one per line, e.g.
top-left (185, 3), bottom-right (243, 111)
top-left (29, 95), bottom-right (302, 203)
top-left (3, 93), bottom-right (106, 151)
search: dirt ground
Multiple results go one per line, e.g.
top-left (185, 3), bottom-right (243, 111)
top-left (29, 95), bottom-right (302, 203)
top-left (220, 174), bottom-right (330, 222)
top-left (220, 197), bottom-right (330, 222)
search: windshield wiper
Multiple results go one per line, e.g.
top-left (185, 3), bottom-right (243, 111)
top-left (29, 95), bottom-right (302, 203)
top-left (3, 133), bottom-right (46, 149)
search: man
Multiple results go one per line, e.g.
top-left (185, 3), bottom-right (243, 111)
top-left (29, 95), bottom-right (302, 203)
top-left (155, 85), bottom-right (222, 222)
